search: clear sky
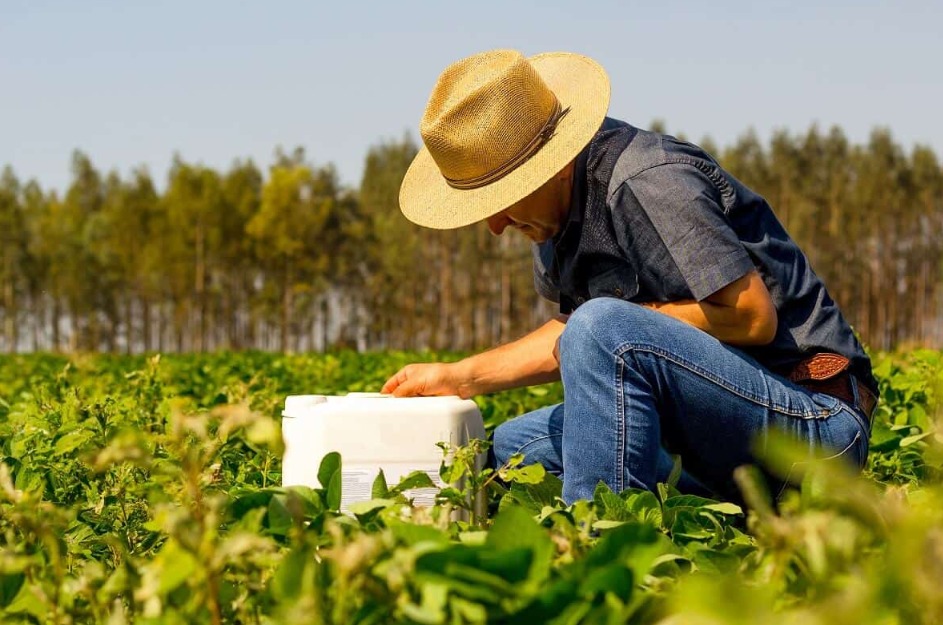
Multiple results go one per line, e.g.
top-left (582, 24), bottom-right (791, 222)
top-left (3, 0), bottom-right (941, 194)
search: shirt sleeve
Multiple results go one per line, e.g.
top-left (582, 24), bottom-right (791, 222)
top-left (621, 162), bottom-right (755, 301)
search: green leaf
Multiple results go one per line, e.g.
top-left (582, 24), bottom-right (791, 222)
top-left (3, 582), bottom-right (46, 619)
top-left (371, 468), bottom-right (389, 499)
top-left (389, 470), bottom-right (438, 495)
top-left (326, 469), bottom-right (342, 511)
top-left (347, 498), bottom-right (396, 516)
top-left (267, 494), bottom-right (293, 536)
top-left (486, 506), bottom-right (553, 586)
top-left (505, 472), bottom-right (563, 514)
top-left (485, 507), bottom-right (553, 578)
top-left (693, 549), bottom-right (740, 574)
top-left (54, 429), bottom-right (94, 455)
top-left (585, 522), bottom-right (661, 575)
top-left (317, 451), bottom-right (341, 488)
top-left (270, 547), bottom-right (312, 601)
top-left (579, 565), bottom-right (634, 599)
top-left (400, 581), bottom-right (448, 624)
top-left (702, 502), bottom-right (743, 515)
top-left (388, 519), bottom-right (449, 546)
top-left (228, 487), bottom-right (282, 520)
top-left (0, 573), bottom-right (25, 608)
top-left (623, 490), bottom-right (663, 526)
top-left (663, 494), bottom-right (718, 510)
top-left (156, 541), bottom-right (198, 595)
top-left (500, 462), bottom-right (546, 485)
top-left (900, 431), bottom-right (934, 447)
top-left (593, 483), bottom-right (633, 522)
top-left (446, 560), bottom-right (522, 596)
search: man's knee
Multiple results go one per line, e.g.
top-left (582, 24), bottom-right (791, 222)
top-left (560, 297), bottom-right (648, 358)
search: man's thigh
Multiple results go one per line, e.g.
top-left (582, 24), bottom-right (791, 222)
top-left (562, 297), bottom-right (868, 497)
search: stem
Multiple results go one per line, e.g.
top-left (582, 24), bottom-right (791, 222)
top-left (262, 455), bottom-right (271, 489)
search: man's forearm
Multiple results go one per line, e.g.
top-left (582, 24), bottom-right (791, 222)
top-left (643, 298), bottom-right (776, 346)
top-left (641, 270), bottom-right (778, 346)
top-left (455, 316), bottom-right (567, 396)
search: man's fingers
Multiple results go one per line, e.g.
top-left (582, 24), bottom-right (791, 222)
top-left (381, 369), bottom-right (408, 394)
top-left (391, 375), bottom-right (424, 397)
top-left (381, 366), bottom-right (426, 397)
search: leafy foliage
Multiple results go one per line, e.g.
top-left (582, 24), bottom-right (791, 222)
top-left (0, 350), bottom-right (941, 624)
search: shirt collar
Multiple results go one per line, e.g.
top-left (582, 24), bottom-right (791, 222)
top-left (552, 144), bottom-right (590, 244)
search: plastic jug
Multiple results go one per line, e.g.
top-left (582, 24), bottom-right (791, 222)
top-left (281, 393), bottom-right (487, 518)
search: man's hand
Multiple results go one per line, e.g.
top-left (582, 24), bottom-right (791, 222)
top-left (381, 362), bottom-right (470, 398)
top-left (380, 316), bottom-right (567, 399)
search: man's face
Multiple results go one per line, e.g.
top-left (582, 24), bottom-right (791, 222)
top-left (484, 163), bottom-right (574, 243)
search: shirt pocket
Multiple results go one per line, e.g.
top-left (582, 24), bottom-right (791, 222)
top-left (587, 266), bottom-right (639, 301)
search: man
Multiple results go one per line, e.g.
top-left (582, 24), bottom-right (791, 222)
top-left (381, 49), bottom-right (877, 503)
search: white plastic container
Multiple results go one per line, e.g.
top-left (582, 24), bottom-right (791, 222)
top-left (281, 393), bottom-right (487, 518)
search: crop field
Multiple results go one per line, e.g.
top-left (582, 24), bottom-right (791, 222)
top-left (1, 350), bottom-right (942, 624)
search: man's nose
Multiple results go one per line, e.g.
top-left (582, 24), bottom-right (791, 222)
top-left (486, 212), bottom-right (509, 236)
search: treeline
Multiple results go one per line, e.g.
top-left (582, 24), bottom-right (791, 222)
top-left (1, 123), bottom-right (941, 354)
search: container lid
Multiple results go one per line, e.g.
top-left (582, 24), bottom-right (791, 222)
top-left (282, 393), bottom-right (469, 417)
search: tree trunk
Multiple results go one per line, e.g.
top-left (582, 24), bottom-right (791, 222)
top-left (142, 296), bottom-right (151, 352)
top-left (195, 222), bottom-right (206, 352)
top-left (124, 294), bottom-right (134, 355)
top-left (281, 261), bottom-right (293, 353)
top-left (30, 291), bottom-right (41, 352)
top-left (437, 233), bottom-right (453, 350)
top-left (3, 269), bottom-right (14, 354)
top-left (244, 271), bottom-right (257, 350)
top-left (52, 297), bottom-right (61, 352)
top-left (321, 295), bottom-right (330, 352)
top-left (499, 241), bottom-right (512, 344)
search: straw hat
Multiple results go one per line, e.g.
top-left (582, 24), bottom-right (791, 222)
top-left (399, 49), bottom-right (610, 229)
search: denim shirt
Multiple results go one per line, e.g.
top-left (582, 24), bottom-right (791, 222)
top-left (534, 118), bottom-right (877, 393)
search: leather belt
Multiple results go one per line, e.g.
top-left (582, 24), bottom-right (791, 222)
top-left (782, 353), bottom-right (878, 423)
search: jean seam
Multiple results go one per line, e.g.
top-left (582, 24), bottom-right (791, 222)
top-left (614, 342), bottom-right (842, 419)
top-left (776, 430), bottom-right (862, 499)
top-left (512, 434), bottom-right (561, 461)
top-left (616, 354), bottom-right (626, 492)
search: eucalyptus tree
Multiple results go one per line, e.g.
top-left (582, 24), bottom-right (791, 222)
top-left (358, 135), bottom-right (421, 348)
top-left (247, 151), bottom-right (341, 352)
top-left (0, 167), bottom-right (26, 352)
top-left (163, 157), bottom-right (224, 351)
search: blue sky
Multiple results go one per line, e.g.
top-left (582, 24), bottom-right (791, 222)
top-left (2, 0), bottom-right (941, 193)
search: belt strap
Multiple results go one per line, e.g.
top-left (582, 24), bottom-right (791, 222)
top-left (785, 353), bottom-right (878, 423)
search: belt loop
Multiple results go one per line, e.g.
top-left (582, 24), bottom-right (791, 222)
top-left (848, 373), bottom-right (861, 406)
top-left (848, 374), bottom-right (874, 435)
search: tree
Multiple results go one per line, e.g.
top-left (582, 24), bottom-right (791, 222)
top-left (247, 151), bottom-right (340, 352)
top-left (61, 151), bottom-right (107, 351)
top-left (163, 157), bottom-right (224, 351)
top-left (0, 167), bottom-right (27, 352)
top-left (358, 135), bottom-right (421, 348)
top-left (218, 159), bottom-right (263, 349)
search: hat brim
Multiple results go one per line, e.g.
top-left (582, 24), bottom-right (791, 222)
top-left (398, 52), bottom-right (611, 230)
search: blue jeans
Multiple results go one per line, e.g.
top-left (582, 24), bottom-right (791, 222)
top-left (492, 298), bottom-right (871, 504)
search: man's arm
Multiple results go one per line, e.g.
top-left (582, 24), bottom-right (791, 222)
top-left (642, 269), bottom-right (777, 346)
top-left (381, 315), bottom-right (568, 398)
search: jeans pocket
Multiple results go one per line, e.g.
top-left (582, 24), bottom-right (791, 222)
top-left (775, 429), bottom-right (864, 500)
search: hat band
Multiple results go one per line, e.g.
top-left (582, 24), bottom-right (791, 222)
top-left (443, 100), bottom-right (571, 190)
